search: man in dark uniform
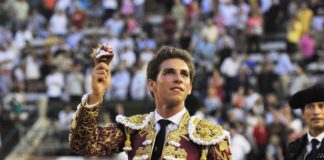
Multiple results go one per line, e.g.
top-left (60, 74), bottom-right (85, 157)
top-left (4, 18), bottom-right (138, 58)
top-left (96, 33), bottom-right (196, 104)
top-left (285, 83), bottom-right (324, 160)
top-left (69, 45), bottom-right (232, 159)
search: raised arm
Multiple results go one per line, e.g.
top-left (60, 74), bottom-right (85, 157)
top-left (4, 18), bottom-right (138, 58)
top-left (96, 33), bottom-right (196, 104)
top-left (69, 44), bottom-right (125, 155)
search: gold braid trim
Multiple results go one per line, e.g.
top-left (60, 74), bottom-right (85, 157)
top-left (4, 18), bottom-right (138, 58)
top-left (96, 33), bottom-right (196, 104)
top-left (116, 112), bottom-right (153, 130)
top-left (188, 117), bottom-right (230, 145)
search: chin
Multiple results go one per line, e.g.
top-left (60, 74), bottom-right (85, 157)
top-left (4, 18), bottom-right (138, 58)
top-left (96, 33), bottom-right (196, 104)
top-left (311, 125), bottom-right (324, 130)
top-left (166, 98), bottom-right (185, 106)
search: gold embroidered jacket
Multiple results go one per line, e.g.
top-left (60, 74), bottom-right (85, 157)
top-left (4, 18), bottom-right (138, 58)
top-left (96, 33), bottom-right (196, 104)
top-left (69, 103), bottom-right (232, 160)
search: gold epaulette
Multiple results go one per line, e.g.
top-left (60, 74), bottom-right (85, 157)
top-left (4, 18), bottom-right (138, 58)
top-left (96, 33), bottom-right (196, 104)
top-left (116, 112), bottom-right (154, 152)
top-left (188, 117), bottom-right (230, 146)
top-left (116, 112), bottom-right (153, 130)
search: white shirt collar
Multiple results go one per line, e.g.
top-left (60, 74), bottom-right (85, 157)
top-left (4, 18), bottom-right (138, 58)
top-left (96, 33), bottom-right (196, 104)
top-left (307, 131), bottom-right (324, 143)
top-left (154, 107), bottom-right (187, 126)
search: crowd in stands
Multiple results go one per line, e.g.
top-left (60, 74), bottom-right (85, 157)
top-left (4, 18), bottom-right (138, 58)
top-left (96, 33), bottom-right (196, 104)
top-left (0, 0), bottom-right (324, 159)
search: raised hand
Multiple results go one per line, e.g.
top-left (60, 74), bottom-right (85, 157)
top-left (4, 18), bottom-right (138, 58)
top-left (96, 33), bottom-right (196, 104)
top-left (89, 44), bottom-right (114, 105)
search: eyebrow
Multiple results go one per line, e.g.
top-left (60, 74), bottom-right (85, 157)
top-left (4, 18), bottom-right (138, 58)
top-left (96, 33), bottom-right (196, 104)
top-left (163, 68), bottom-right (189, 74)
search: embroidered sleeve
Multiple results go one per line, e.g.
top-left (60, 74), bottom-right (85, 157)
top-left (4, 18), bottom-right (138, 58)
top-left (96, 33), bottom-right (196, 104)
top-left (208, 138), bottom-right (232, 160)
top-left (69, 103), bottom-right (125, 156)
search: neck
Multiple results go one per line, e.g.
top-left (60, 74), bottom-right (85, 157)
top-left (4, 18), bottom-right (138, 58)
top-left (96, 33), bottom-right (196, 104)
top-left (310, 129), bottom-right (324, 137)
top-left (155, 102), bottom-right (185, 118)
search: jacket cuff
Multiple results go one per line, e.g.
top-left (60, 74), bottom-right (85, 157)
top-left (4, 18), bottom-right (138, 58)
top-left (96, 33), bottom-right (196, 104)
top-left (81, 93), bottom-right (103, 109)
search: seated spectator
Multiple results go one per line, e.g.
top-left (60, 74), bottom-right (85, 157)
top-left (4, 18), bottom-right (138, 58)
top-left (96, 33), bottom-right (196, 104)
top-left (49, 9), bottom-right (68, 36)
top-left (204, 88), bottom-right (222, 113)
top-left (130, 62), bottom-right (146, 100)
top-left (110, 61), bottom-right (131, 101)
top-left (230, 125), bottom-right (252, 160)
top-left (104, 12), bottom-right (125, 38)
top-left (58, 103), bottom-right (74, 142)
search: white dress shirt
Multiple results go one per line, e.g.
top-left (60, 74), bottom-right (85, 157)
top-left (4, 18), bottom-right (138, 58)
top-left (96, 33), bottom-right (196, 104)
top-left (154, 107), bottom-right (187, 133)
top-left (305, 131), bottom-right (324, 159)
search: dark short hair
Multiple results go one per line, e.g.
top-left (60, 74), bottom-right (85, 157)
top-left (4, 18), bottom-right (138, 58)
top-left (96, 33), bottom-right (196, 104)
top-left (146, 46), bottom-right (195, 82)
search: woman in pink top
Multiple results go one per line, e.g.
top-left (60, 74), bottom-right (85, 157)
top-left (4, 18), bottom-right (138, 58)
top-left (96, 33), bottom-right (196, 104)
top-left (299, 32), bottom-right (315, 58)
top-left (247, 11), bottom-right (263, 53)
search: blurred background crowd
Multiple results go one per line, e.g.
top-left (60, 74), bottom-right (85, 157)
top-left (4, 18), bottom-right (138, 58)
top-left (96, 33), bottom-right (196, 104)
top-left (0, 0), bottom-right (324, 160)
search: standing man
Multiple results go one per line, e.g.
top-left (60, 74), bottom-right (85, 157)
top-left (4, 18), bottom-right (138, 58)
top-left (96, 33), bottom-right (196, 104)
top-left (69, 45), bottom-right (232, 159)
top-left (285, 83), bottom-right (324, 160)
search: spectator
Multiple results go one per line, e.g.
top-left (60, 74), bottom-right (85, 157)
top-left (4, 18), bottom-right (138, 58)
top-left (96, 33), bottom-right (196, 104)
top-left (119, 32), bottom-right (134, 51)
top-left (312, 8), bottom-right (324, 32)
top-left (66, 26), bottom-right (84, 51)
top-left (200, 0), bottom-right (215, 16)
top-left (14, 24), bottom-right (33, 50)
top-left (12, 0), bottom-right (30, 31)
top-left (266, 135), bottom-right (284, 160)
top-left (195, 36), bottom-right (216, 61)
top-left (274, 52), bottom-right (294, 98)
top-left (137, 33), bottom-right (157, 51)
top-left (208, 69), bottom-right (224, 101)
top-left (70, 6), bottom-right (87, 30)
top-left (55, 0), bottom-right (71, 11)
top-left (230, 125), bottom-right (252, 160)
top-left (24, 48), bottom-right (40, 92)
top-left (220, 52), bottom-right (241, 102)
top-left (139, 46), bottom-right (154, 67)
top-left (171, 0), bottom-right (186, 31)
top-left (53, 49), bottom-right (73, 74)
top-left (104, 13), bottom-right (125, 38)
top-left (0, 26), bottom-right (13, 45)
top-left (102, 0), bottom-right (118, 21)
top-left (119, 46), bottom-right (136, 69)
top-left (40, 0), bottom-right (56, 20)
top-left (289, 65), bottom-right (310, 96)
top-left (49, 9), bottom-right (68, 36)
top-left (0, 44), bottom-right (15, 94)
top-left (204, 87), bottom-right (222, 113)
top-left (130, 63), bottom-right (147, 100)
top-left (120, 0), bottom-right (134, 16)
top-left (245, 87), bottom-right (261, 111)
top-left (246, 10), bottom-right (263, 53)
top-left (65, 63), bottom-right (84, 109)
top-left (201, 19), bottom-right (219, 43)
top-left (219, 0), bottom-right (238, 36)
top-left (133, 0), bottom-right (145, 24)
top-left (231, 86), bottom-right (246, 108)
top-left (253, 118), bottom-right (269, 160)
top-left (297, 2), bottom-right (314, 35)
top-left (257, 59), bottom-right (278, 96)
top-left (286, 16), bottom-right (303, 55)
top-left (45, 66), bottom-right (64, 119)
top-left (58, 103), bottom-right (74, 142)
top-left (162, 14), bottom-right (177, 45)
top-left (299, 32), bottom-right (316, 62)
top-left (28, 9), bottom-right (47, 38)
top-left (124, 15), bottom-right (139, 36)
top-left (235, 7), bottom-right (248, 52)
top-left (110, 61), bottom-right (131, 100)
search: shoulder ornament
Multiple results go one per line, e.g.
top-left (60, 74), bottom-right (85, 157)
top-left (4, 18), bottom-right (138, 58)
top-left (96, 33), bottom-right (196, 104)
top-left (116, 112), bottom-right (154, 130)
top-left (188, 116), bottom-right (230, 145)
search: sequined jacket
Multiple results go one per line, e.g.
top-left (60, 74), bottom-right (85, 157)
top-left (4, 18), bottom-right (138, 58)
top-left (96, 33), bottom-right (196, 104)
top-left (69, 103), bottom-right (232, 160)
top-left (285, 134), bottom-right (324, 160)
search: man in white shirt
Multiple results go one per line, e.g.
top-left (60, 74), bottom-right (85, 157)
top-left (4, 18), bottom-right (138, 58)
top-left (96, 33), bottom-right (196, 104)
top-left (69, 45), bottom-right (232, 159)
top-left (285, 83), bottom-right (324, 160)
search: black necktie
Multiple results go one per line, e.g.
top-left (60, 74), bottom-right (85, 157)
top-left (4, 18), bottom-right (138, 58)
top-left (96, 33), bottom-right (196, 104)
top-left (306, 139), bottom-right (320, 160)
top-left (151, 119), bottom-right (171, 160)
